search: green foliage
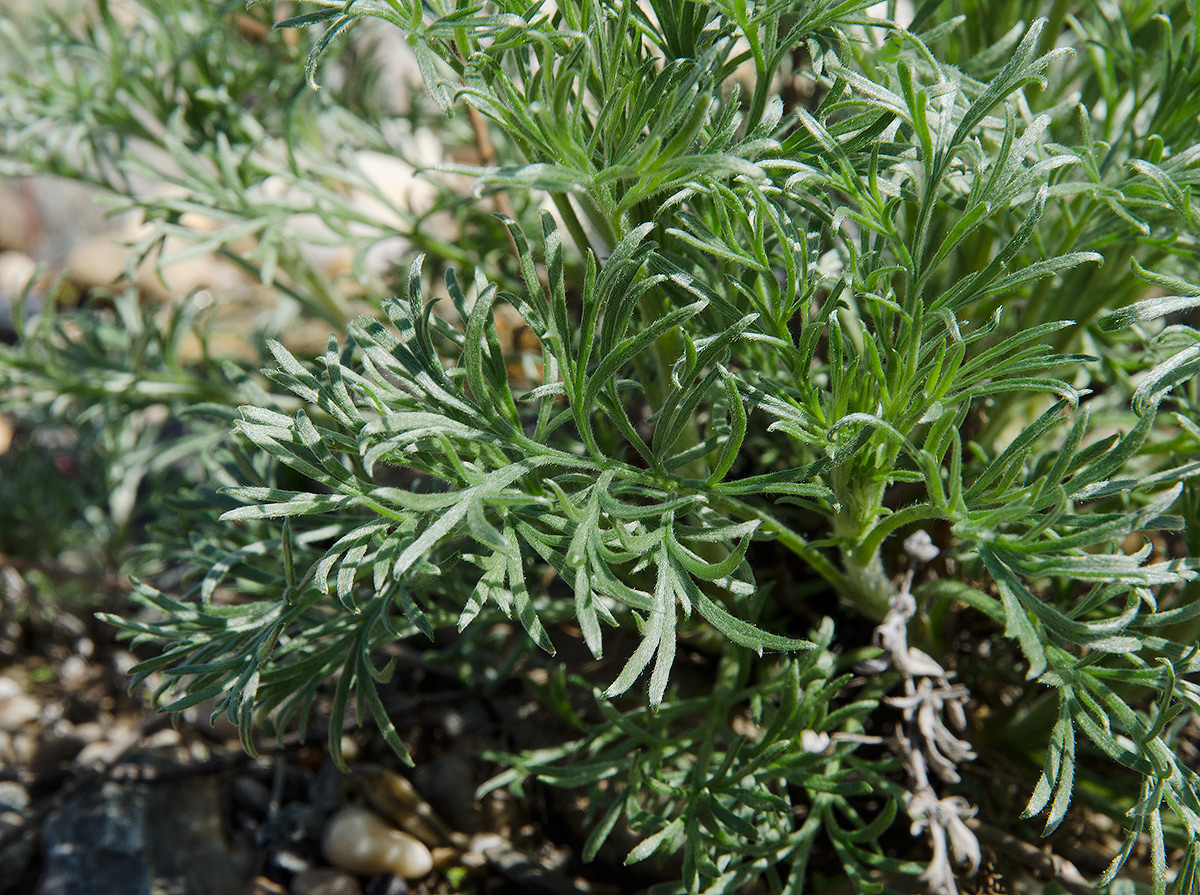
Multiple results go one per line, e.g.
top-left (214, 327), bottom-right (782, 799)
top-left (3, 0), bottom-right (1200, 892)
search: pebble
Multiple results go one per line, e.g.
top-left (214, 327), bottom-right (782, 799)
top-left (70, 721), bottom-right (105, 745)
top-left (74, 740), bottom-right (114, 767)
top-left (232, 776), bottom-right (272, 818)
top-left (351, 764), bottom-right (452, 847)
top-left (322, 806), bottom-right (433, 879)
top-left (140, 727), bottom-right (184, 751)
top-left (59, 654), bottom-right (90, 686)
top-left (275, 801), bottom-right (326, 843)
top-left (0, 687), bottom-right (40, 732)
top-left (0, 730), bottom-right (37, 766)
top-left (0, 782), bottom-right (29, 814)
top-left (457, 833), bottom-right (504, 872)
top-left (290, 868), bottom-right (362, 895)
top-left (467, 833), bottom-right (504, 856)
top-left (259, 800), bottom-right (326, 876)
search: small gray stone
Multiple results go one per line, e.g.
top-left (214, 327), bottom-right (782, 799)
top-left (232, 776), bottom-right (272, 817)
top-left (272, 802), bottom-right (326, 844)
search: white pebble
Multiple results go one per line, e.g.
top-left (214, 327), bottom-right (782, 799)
top-left (322, 806), bottom-right (433, 879)
top-left (0, 692), bottom-right (40, 732)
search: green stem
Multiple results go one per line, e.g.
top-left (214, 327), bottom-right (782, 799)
top-left (716, 495), bottom-right (888, 621)
top-left (550, 193), bottom-right (600, 260)
top-left (837, 547), bottom-right (893, 622)
top-left (852, 501), bottom-right (947, 567)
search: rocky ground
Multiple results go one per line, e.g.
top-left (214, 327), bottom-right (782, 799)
top-left (0, 572), bottom-right (651, 895)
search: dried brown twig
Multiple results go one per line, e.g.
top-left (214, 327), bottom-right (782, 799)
top-left (970, 821), bottom-right (1095, 895)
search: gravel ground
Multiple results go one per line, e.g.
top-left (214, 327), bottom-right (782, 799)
top-left (0, 572), bottom-right (653, 895)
